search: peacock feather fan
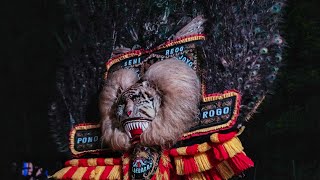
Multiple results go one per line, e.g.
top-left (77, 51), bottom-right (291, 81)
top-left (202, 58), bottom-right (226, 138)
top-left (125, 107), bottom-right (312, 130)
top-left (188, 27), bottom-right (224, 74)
top-left (49, 0), bottom-right (286, 155)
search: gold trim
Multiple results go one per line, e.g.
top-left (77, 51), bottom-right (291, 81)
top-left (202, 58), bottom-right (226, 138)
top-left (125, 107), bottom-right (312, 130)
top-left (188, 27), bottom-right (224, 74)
top-left (69, 124), bottom-right (109, 156)
top-left (105, 35), bottom-right (205, 72)
top-left (183, 91), bottom-right (241, 138)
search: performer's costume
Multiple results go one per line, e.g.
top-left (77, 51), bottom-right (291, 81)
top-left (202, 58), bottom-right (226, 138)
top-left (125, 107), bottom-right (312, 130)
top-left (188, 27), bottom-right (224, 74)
top-left (49, 1), bottom-right (286, 179)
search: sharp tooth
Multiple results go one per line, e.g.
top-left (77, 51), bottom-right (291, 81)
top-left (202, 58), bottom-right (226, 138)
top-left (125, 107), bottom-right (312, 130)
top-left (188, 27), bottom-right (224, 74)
top-left (138, 122), bottom-right (142, 128)
top-left (141, 123), bottom-right (146, 130)
top-left (142, 122), bottom-right (146, 128)
top-left (129, 123), bottom-right (133, 130)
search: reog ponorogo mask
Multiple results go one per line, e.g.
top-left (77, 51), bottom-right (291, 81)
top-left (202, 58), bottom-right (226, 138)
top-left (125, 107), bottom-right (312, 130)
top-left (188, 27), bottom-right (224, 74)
top-left (49, 1), bottom-right (286, 179)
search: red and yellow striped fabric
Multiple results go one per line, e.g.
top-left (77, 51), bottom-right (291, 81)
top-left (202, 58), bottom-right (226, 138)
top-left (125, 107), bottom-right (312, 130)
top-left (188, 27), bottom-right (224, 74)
top-left (169, 131), bottom-right (254, 180)
top-left (50, 158), bottom-right (122, 180)
top-left (51, 131), bottom-right (253, 179)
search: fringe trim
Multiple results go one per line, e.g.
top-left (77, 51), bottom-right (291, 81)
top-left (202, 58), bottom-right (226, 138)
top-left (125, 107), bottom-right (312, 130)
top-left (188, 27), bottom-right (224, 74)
top-left (52, 131), bottom-right (253, 179)
top-left (172, 131), bottom-right (254, 178)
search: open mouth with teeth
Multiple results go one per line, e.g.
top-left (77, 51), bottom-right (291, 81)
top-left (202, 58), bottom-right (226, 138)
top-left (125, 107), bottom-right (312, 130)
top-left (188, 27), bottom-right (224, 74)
top-left (122, 118), bottom-right (151, 139)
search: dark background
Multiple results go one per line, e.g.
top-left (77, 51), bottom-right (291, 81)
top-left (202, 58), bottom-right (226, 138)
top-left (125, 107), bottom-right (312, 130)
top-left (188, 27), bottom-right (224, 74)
top-left (2, 0), bottom-right (320, 179)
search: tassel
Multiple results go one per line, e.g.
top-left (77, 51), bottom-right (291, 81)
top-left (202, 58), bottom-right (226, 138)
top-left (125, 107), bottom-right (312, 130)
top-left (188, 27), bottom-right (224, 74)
top-left (227, 153), bottom-right (254, 175)
top-left (174, 156), bottom-right (185, 175)
top-left (223, 137), bottom-right (244, 158)
top-left (182, 156), bottom-right (198, 175)
top-left (194, 153), bottom-right (212, 172)
top-left (216, 161), bottom-right (235, 180)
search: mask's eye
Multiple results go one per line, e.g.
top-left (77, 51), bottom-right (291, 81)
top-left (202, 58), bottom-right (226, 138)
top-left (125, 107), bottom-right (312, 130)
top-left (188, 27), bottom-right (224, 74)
top-left (116, 104), bottom-right (125, 118)
top-left (144, 92), bottom-right (154, 101)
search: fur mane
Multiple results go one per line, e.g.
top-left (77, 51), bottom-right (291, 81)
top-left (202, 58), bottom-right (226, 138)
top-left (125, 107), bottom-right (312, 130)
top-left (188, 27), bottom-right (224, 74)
top-left (100, 59), bottom-right (201, 150)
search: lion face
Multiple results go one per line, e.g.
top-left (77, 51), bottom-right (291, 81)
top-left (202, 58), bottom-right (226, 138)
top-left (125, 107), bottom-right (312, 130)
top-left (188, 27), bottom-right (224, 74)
top-left (115, 81), bottom-right (161, 139)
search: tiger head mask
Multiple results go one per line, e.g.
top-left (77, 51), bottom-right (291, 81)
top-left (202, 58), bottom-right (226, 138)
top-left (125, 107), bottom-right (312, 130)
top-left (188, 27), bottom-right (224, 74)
top-left (100, 59), bottom-right (201, 151)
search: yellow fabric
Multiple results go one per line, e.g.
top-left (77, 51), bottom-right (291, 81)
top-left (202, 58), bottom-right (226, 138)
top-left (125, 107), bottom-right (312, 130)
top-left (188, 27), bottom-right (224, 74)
top-left (123, 173), bottom-right (129, 180)
top-left (91, 166), bottom-right (105, 180)
top-left (190, 172), bottom-right (207, 180)
top-left (162, 154), bottom-right (170, 167)
top-left (197, 143), bottom-right (211, 153)
top-left (176, 147), bottom-right (188, 155)
top-left (216, 161), bottom-right (234, 180)
top-left (210, 133), bottom-right (220, 143)
top-left (68, 159), bottom-right (79, 166)
top-left (174, 156), bottom-right (184, 175)
top-left (71, 167), bottom-right (87, 180)
top-left (87, 158), bottom-right (97, 166)
top-left (223, 137), bottom-right (244, 158)
top-left (194, 153), bottom-right (212, 172)
top-left (122, 155), bottom-right (130, 180)
top-left (107, 165), bottom-right (122, 180)
top-left (104, 158), bottom-right (114, 165)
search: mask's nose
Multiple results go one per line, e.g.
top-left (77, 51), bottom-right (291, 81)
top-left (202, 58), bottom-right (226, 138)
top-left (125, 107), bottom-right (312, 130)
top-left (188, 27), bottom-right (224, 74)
top-left (126, 99), bottom-right (134, 117)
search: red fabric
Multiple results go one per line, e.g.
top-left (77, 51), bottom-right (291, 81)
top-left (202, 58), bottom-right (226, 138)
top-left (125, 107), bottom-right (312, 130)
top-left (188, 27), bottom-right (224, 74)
top-left (113, 158), bottom-right (121, 165)
top-left (62, 166), bottom-right (78, 179)
top-left (82, 167), bottom-right (95, 180)
top-left (78, 159), bottom-right (89, 167)
top-left (170, 148), bottom-right (179, 157)
top-left (217, 132), bottom-right (237, 143)
top-left (186, 144), bottom-right (199, 155)
top-left (182, 156), bottom-right (198, 175)
top-left (216, 144), bottom-right (230, 160)
top-left (64, 160), bottom-right (73, 167)
top-left (122, 153), bottom-right (130, 177)
top-left (99, 166), bottom-right (114, 180)
top-left (227, 153), bottom-right (254, 174)
top-left (97, 158), bottom-right (105, 166)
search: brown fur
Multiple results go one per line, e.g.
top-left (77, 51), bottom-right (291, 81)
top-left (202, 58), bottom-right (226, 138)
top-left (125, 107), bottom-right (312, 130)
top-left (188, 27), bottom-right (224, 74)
top-left (100, 59), bottom-right (201, 150)
top-left (100, 69), bottom-right (139, 150)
